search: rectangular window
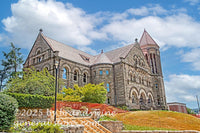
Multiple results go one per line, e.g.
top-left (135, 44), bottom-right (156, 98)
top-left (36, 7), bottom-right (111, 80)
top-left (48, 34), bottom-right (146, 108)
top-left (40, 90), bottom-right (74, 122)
top-left (106, 83), bottom-right (110, 92)
top-left (99, 70), bottom-right (103, 75)
top-left (106, 70), bottom-right (109, 75)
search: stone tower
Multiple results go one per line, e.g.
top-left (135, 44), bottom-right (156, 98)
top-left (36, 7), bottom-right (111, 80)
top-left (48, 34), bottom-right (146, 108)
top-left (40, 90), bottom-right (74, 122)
top-left (140, 29), bottom-right (167, 109)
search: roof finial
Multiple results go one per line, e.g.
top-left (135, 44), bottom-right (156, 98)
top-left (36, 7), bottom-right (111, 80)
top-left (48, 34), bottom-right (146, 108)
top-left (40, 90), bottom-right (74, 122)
top-left (135, 38), bottom-right (138, 43)
top-left (39, 28), bottom-right (43, 33)
top-left (101, 49), bottom-right (103, 54)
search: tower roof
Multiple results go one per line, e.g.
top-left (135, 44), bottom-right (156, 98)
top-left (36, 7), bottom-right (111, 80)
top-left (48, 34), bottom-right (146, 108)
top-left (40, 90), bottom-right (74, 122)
top-left (139, 29), bottom-right (159, 47)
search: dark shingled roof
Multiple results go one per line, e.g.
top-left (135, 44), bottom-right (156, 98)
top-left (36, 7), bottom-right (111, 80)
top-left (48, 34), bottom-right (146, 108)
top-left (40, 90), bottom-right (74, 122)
top-left (41, 33), bottom-right (135, 66)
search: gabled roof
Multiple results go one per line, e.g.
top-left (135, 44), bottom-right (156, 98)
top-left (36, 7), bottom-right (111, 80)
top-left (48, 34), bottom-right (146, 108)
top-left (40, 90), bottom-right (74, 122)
top-left (38, 32), bottom-right (137, 66)
top-left (105, 44), bottom-right (134, 63)
top-left (93, 53), bottom-right (113, 64)
top-left (41, 34), bottom-right (95, 65)
top-left (139, 29), bottom-right (159, 47)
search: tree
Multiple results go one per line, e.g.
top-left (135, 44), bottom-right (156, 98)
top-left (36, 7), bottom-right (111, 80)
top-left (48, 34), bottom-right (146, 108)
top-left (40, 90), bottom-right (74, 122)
top-left (0, 69), bottom-right (7, 91)
top-left (61, 83), bottom-right (107, 103)
top-left (2, 42), bottom-right (23, 79)
top-left (5, 68), bottom-right (59, 96)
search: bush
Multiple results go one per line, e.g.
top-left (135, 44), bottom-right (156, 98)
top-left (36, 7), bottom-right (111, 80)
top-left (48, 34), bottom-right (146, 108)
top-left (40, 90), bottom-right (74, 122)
top-left (117, 105), bottom-right (129, 111)
top-left (10, 122), bottom-right (63, 132)
top-left (0, 93), bottom-right (18, 131)
top-left (60, 83), bottom-right (107, 103)
top-left (6, 68), bottom-right (63, 96)
top-left (6, 92), bottom-right (54, 108)
top-left (98, 115), bottom-right (117, 121)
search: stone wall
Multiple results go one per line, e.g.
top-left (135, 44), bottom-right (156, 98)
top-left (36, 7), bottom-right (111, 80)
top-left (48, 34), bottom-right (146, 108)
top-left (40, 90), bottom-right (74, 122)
top-left (61, 125), bottom-right (84, 133)
top-left (16, 108), bottom-right (51, 123)
top-left (99, 121), bottom-right (123, 133)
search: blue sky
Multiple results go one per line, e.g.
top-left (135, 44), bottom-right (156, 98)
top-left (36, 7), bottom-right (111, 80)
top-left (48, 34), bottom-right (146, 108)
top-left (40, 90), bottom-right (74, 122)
top-left (0, 0), bottom-right (200, 109)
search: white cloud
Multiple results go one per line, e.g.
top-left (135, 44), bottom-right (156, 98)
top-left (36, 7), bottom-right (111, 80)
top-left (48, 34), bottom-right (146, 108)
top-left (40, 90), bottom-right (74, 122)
top-left (2, 1), bottom-right (200, 52)
top-left (181, 48), bottom-right (200, 70)
top-left (184, 0), bottom-right (199, 5)
top-left (127, 5), bottom-right (167, 16)
top-left (2, 0), bottom-right (105, 49)
top-left (165, 74), bottom-right (200, 107)
top-left (77, 46), bottom-right (98, 55)
top-left (102, 13), bottom-right (200, 49)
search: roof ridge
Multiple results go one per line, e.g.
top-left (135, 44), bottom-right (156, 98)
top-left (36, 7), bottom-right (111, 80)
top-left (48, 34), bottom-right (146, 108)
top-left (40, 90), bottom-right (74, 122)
top-left (105, 43), bottom-right (134, 54)
top-left (93, 52), bottom-right (112, 64)
top-left (42, 34), bottom-right (94, 57)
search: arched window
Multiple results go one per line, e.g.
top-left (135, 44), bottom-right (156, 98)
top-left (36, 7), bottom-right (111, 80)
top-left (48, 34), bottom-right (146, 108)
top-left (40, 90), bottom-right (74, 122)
top-left (140, 93), bottom-right (146, 105)
top-left (132, 92), bottom-right (137, 103)
top-left (148, 95), bottom-right (153, 104)
top-left (62, 68), bottom-right (68, 79)
top-left (106, 83), bottom-right (110, 92)
top-left (37, 50), bottom-right (40, 55)
top-left (83, 73), bottom-right (87, 83)
top-left (74, 70), bottom-right (78, 81)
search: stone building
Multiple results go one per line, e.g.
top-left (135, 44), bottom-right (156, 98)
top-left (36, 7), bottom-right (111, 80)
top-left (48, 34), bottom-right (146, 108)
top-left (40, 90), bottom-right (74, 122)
top-left (23, 29), bottom-right (167, 110)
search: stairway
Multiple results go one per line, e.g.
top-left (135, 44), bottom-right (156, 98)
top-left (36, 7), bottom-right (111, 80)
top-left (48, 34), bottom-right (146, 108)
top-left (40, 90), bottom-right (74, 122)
top-left (50, 110), bottom-right (112, 133)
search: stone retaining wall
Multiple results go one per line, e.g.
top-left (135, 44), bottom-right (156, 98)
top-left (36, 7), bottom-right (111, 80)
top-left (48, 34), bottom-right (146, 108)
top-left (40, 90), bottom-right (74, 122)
top-left (16, 108), bottom-right (51, 123)
top-left (99, 121), bottom-right (123, 133)
top-left (61, 125), bottom-right (84, 133)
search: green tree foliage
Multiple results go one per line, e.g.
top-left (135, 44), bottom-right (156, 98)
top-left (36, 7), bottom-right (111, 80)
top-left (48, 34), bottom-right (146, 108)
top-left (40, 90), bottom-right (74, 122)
top-left (0, 93), bottom-right (18, 131)
top-left (2, 43), bottom-right (23, 78)
top-left (6, 68), bottom-right (56, 96)
top-left (187, 107), bottom-right (195, 114)
top-left (6, 92), bottom-right (54, 108)
top-left (61, 83), bottom-right (107, 103)
top-left (0, 43), bottom-right (23, 90)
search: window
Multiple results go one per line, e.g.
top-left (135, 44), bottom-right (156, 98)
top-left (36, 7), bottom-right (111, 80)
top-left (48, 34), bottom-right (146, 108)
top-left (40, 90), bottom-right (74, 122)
top-left (99, 70), bottom-right (103, 75)
top-left (106, 70), bottom-right (109, 75)
top-left (140, 97), bottom-right (143, 104)
top-left (106, 83), bottom-right (110, 92)
top-left (132, 96), bottom-right (135, 103)
top-left (74, 70), bottom-right (78, 81)
top-left (83, 73), bottom-right (87, 83)
top-left (155, 84), bottom-right (158, 89)
top-left (107, 98), bottom-right (110, 104)
top-left (37, 50), bottom-right (40, 55)
top-left (37, 57), bottom-right (42, 62)
top-left (148, 98), bottom-right (151, 104)
top-left (33, 58), bottom-right (35, 64)
top-left (62, 68), bottom-right (68, 79)
top-left (79, 54), bottom-right (90, 62)
top-left (157, 99), bottom-right (160, 105)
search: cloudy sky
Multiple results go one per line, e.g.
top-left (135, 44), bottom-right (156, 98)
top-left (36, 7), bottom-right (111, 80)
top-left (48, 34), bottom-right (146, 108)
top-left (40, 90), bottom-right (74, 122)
top-left (0, 0), bottom-right (200, 109)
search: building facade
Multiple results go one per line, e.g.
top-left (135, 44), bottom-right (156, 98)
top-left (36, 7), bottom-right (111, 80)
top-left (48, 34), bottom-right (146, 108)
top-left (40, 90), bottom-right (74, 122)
top-left (23, 29), bottom-right (167, 110)
top-left (168, 102), bottom-right (188, 114)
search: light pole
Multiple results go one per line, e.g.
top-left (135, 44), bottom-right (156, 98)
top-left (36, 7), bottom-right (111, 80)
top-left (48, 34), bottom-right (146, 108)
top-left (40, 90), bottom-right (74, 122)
top-left (54, 60), bottom-right (59, 123)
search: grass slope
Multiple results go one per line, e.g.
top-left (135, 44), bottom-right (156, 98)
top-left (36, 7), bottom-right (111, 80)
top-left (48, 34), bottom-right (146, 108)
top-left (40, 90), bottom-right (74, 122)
top-left (112, 111), bottom-right (200, 131)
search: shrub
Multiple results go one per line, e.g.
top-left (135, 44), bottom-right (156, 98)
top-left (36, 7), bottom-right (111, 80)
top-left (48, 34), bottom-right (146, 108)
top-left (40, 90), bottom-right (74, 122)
top-left (10, 122), bottom-right (63, 132)
top-left (0, 93), bottom-right (18, 131)
top-left (60, 83), bottom-right (107, 103)
top-left (117, 105), bottom-right (129, 111)
top-left (6, 68), bottom-right (63, 96)
top-left (6, 92), bottom-right (54, 108)
top-left (98, 115), bottom-right (117, 121)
